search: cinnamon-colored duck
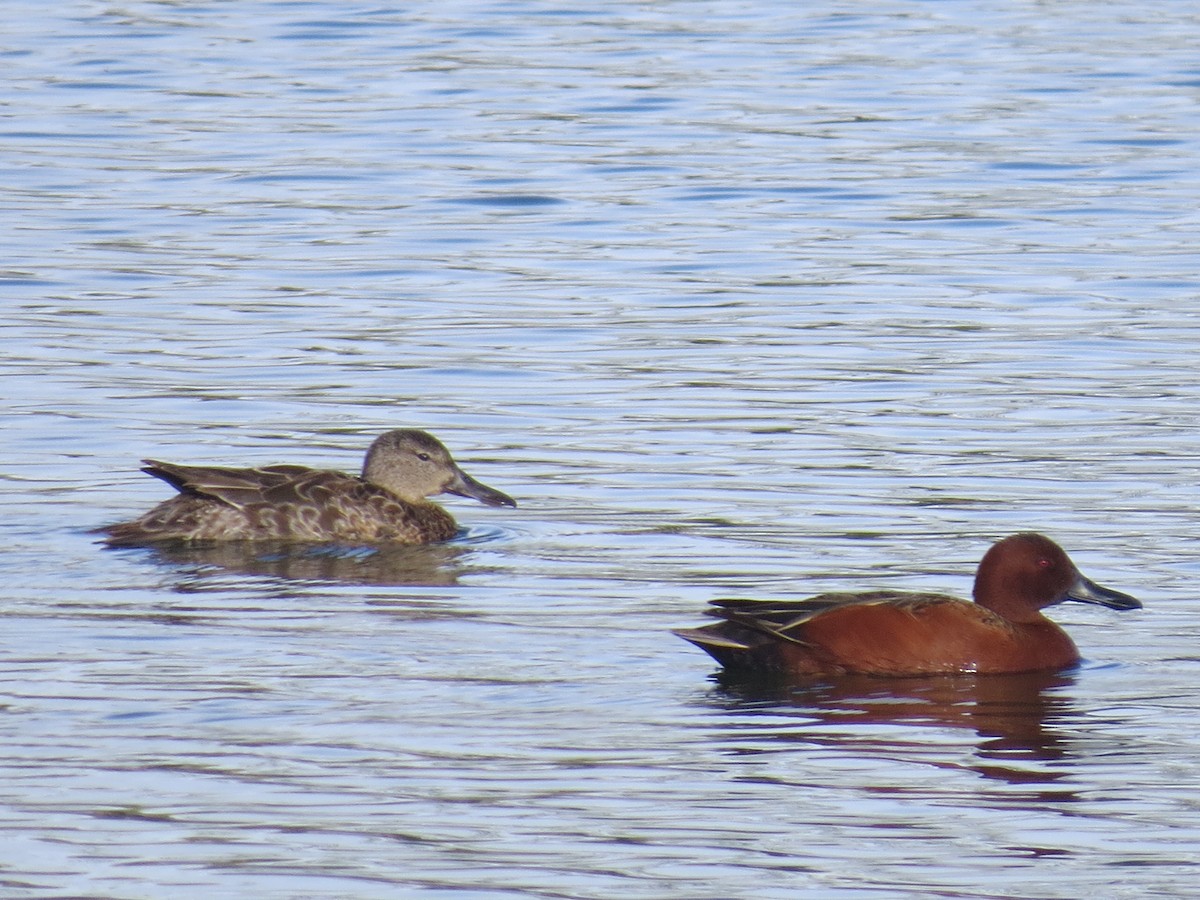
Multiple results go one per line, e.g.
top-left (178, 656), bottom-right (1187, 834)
top-left (675, 533), bottom-right (1140, 676)
top-left (101, 429), bottom-right (515, 546)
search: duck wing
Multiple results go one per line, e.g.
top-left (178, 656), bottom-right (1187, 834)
top-left (140, 460), bottom-right (332, 510)
top-left (681, 592), bottom-right (958, 648)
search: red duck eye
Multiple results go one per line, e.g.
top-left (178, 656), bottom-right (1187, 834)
top-left (1036, 557), bottom-right (1052, 569)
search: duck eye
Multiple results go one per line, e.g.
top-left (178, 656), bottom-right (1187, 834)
top-left (1036, 557), bottom-right (1052, 569)
top-left (416, 452), bottom-right (432, 461)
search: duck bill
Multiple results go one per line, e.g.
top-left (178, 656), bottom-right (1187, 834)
top-left (1066, 572), bottom-right (1141, 610)
top-left (444, 467), bottom-right (517, 508)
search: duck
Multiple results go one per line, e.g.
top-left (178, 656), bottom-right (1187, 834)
top-left (100, 428), bottom-right (516, 546)
top-left (674, 533), bottom-right (1140, 676)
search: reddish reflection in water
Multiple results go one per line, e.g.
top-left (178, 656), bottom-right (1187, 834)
top-left (707, 668), bottom-right (1080, 781)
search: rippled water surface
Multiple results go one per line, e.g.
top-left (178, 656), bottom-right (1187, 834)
top-left (5, 1), bottom-right (1200, 897)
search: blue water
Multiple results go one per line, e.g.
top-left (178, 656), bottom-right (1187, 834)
top-left (4, 1), bottom-right (1200, 897)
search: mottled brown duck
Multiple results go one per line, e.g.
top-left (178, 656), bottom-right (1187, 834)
top-left (101, 429), bottom-right (516, 546)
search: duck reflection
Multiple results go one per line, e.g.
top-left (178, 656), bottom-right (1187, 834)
top-left (133, 538), bottom-right (477, 586)
top-left (707, 668), bottom-right (1078, 781)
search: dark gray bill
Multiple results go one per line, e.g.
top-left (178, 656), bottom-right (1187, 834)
top-left (445, 468), bottom-right (517, 508)
top-left (1066, 572), bottom-right (1141, 610)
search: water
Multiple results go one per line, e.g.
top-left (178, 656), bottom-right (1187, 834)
top-left (4, 1), bottom-right (1200, 896)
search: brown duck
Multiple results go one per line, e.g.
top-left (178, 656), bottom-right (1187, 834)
top-left (101, 429), bottom-right (516, 546)
top-left (674, 534), bottom-right (1140, 676)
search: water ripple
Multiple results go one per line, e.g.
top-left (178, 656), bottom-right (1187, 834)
top-left (3, 1), bottom-right (1200, 897)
